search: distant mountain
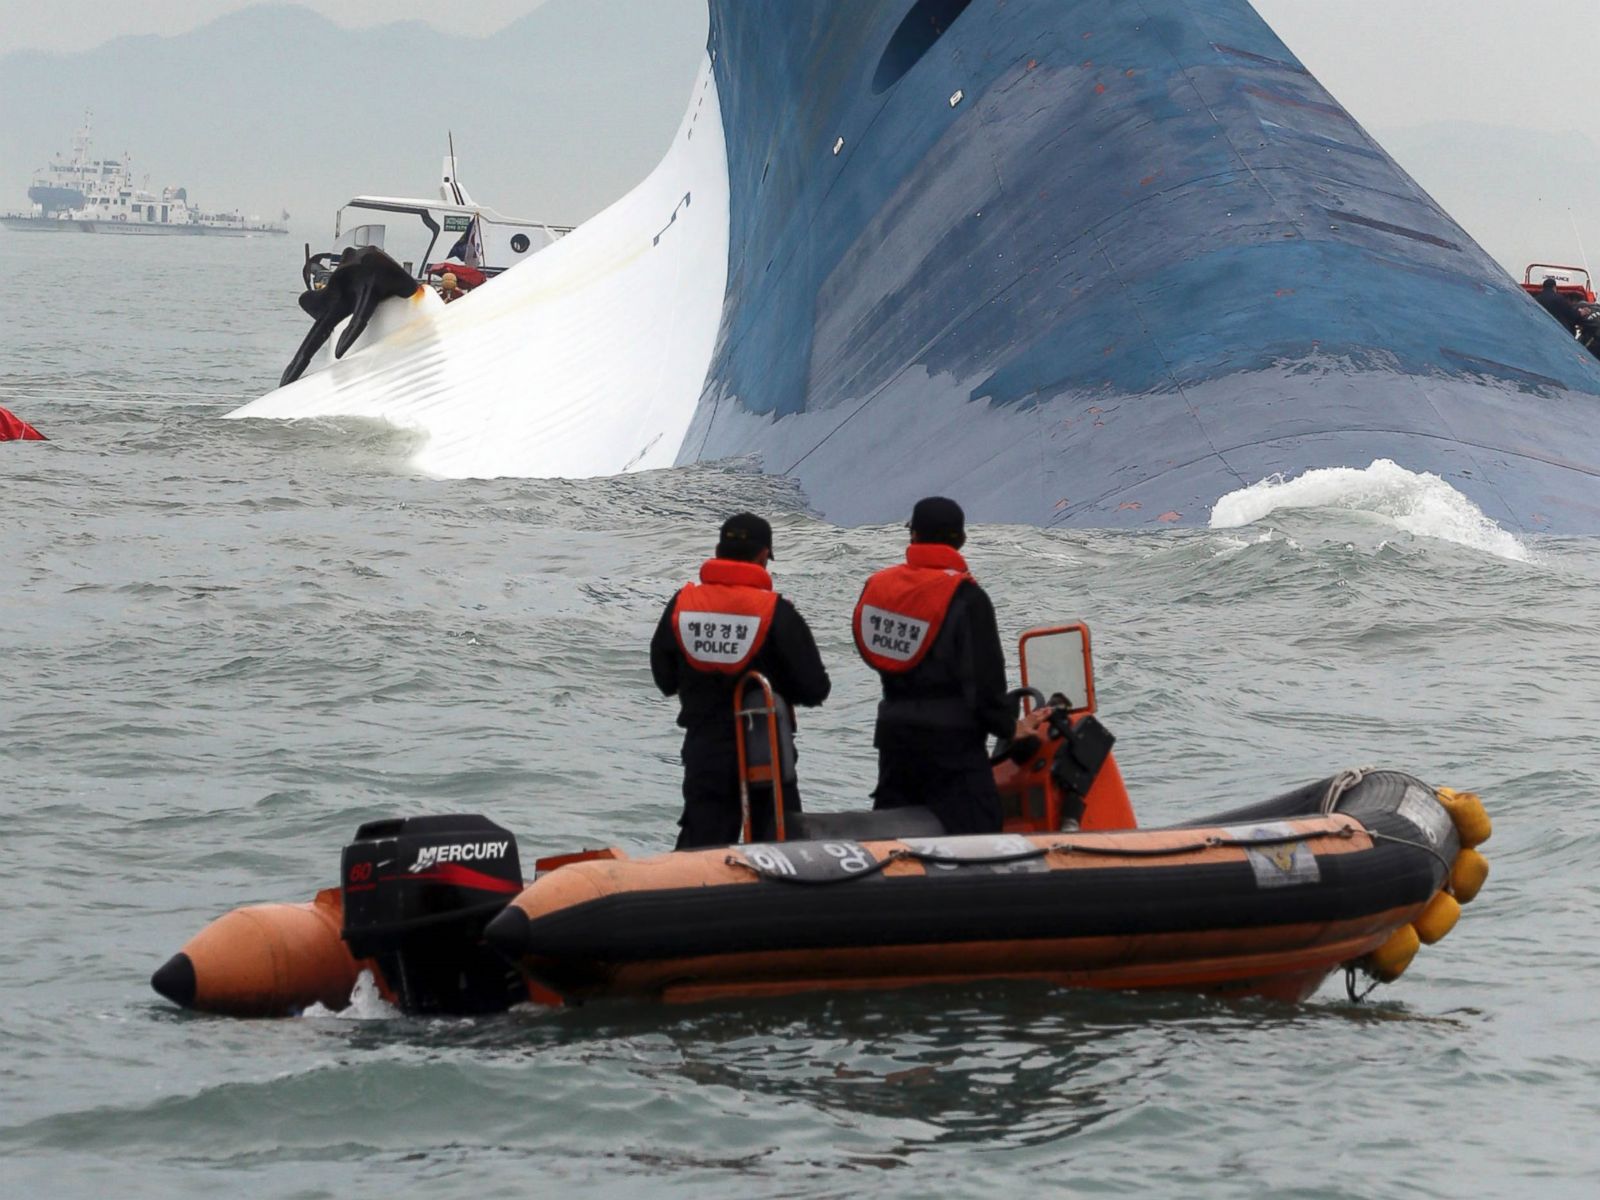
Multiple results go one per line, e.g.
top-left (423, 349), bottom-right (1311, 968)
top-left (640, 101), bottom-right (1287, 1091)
top-left (0, 0), bottom-right (707, 234)
top-left (1375, 122), bottom-right (1600, 279)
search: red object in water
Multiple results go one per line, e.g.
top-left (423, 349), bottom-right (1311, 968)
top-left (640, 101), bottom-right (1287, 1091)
top-left (424, 262), bottom-right (487, 289)
top-left (0, 406), bottom-right (45, 441)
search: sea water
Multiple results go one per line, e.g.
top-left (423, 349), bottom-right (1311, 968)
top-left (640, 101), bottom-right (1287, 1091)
top-left (3, 232), bottom-right (1600, 1198)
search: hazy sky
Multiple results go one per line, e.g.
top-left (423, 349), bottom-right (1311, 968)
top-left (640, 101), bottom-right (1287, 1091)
top-left (4, 0), bottom-right (1596, 268)
top-left (1253, 0), bottom-right (1600, 136)
top-left (4, 0), bottom-right (1594, 138)
top-left (2, 0), bottom-right (555, 50)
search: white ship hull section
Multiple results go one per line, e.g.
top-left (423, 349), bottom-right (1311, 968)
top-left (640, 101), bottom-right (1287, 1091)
top-left (225, 56), bottom-right (729, 481)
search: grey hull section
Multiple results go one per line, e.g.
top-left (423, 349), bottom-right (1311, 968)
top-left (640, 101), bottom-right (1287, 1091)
top-left (681, 0), bottom-right (1600, 532)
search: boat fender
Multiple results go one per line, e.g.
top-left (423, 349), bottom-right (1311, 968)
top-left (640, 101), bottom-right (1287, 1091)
top-left (1368, 924), bottom-right (1421, 983)
top-left (1436, 788), bottom-right (1492, 848)
top-left (1050, 715), bottom-right (1115, 827)
top-left (1414, 891), bottom-right (1461, 945)
top-left (1450, 848), bottom-right (1490, 904)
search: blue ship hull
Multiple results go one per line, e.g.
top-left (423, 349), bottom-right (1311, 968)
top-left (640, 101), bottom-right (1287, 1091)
top-left (682, 0), bottom-right (1600, 531)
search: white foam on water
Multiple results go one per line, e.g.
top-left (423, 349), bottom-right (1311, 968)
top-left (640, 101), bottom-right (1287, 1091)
top-left (1209, 529), bottom-right (1280, 557)
top-left (299, 969), bottom-right (400, 1020)
top-left (1208, 459), bottom-right (1531, 562)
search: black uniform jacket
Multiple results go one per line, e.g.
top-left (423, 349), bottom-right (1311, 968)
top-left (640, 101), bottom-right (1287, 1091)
top-left (1538, 288), bottom-right (1588, 333)
top-left (651, 594), bottom-right (831, 743)
top-left (873, 580), bottom-right (1013, 764)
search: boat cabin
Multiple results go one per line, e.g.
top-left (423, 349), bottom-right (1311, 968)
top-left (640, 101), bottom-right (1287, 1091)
top-left (305, 155), bottom-right (571, 289)
top-left (328, 198), bottom-right (570, 282)
top-left (1521, 263), bottom-right (1596, 303)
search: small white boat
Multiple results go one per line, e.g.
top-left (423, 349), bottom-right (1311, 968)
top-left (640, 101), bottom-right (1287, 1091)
top-left (301, 146), bottom-right (571, 289)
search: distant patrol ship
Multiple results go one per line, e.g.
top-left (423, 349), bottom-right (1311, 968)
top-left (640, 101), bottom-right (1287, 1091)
top-left (1, 116), bottom-right (287, 237)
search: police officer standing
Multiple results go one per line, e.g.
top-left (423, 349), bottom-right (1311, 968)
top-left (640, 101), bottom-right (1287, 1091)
top-left (651, 513), bottom-right (831, 848)
top-left (853, 497), bottom-right (1022, 835)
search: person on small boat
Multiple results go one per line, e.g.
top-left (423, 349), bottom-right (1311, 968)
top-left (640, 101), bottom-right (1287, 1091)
top-left (1536, 277), bottom-right (1589, 337)
top-left (438, 272), bottom-right (465, 303)
top-left (853, 497), bottom-right (1024, 835)
top-left (651, 513), bottom-right (831, 849)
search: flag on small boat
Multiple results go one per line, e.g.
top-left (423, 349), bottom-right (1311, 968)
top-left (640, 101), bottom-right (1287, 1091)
top-left (448, 215), bottom-right (484, 266)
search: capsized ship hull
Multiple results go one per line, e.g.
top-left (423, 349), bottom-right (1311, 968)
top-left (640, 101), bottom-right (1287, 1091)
top-left (682, 0), bottom-right (1600, 531)
top-left (232, 0), bottom-right (1600, 532)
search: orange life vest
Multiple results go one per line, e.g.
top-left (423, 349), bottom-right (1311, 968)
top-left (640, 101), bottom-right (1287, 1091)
top-left (672, 558), bottom-right (780, 675)
top-left (852, 543), bottom-right (973, 673)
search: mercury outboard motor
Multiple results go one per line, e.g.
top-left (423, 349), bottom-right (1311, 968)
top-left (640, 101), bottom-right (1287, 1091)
top-left (340, 814), bottom-right (525, 1014)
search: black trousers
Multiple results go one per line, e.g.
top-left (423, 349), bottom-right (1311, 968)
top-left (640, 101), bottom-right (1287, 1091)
top-left (871, 738), bottom-right (1003, 836)
top-left (676, 736), bottom-right (802, 850)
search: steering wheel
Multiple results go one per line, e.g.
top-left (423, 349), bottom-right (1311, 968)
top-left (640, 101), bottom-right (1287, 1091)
top-left (989, 687), bottom-right (1049, 766)
top-left (301, 251), bottom-right (337, 291)
top-left (1007, 686), bottom-right (1046, 715)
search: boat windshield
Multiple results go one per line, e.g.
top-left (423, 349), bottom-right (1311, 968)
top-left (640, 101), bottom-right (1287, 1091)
top-left (335, 203), bottom-right (439, 275)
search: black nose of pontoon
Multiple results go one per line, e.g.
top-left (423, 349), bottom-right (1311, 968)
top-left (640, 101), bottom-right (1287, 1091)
top-left (151, 952), bottom-right (197, 1008)
top-left (484, 905), bottom-right (533, 959)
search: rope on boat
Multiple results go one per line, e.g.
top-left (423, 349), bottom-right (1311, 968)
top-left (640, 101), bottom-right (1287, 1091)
top-left (1345, 965), bottom-right (1381, 1004)
top-left (725, 826), bottom-right (1360, 885)
top-left (1319, 767), bottom-right (1460, 880)
top-left (1321, 766), bottom-right (1377, 813)
top-left (723, 850), bottom-right (907, 884)
top-left (1363, 827), bottom-right (1457, 878)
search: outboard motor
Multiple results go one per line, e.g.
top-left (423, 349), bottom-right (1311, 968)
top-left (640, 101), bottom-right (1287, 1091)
top-left (340, 814), bottom-right (525, 1014)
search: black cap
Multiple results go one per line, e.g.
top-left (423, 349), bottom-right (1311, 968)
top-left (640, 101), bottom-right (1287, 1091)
top-left (909, 496), bottom-right (965, 542)
top-left (717, 512), bottom-right (775, 560)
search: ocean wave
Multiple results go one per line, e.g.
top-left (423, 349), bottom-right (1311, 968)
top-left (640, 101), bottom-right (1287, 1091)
top-left (1209, 459), bottom-right (1531, 562)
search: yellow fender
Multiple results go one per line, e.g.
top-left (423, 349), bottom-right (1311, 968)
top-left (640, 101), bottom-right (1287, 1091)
top-left (1450, 848), bottom-right (1490, 904)
top-left (1415, 892), bottom-right (1461, 945)
top-left (1368, 924), bottom-right (1421, 982)
top-left (1436, 788), bottom-right (1492, 848)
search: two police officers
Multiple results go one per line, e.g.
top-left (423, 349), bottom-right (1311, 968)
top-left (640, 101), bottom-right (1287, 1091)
top-left (654, 500), bottom-right (1020, 846)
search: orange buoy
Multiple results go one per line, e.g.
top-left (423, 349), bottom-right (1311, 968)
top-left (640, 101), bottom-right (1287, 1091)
top-left (152, 888), bottom-right (371, 1016)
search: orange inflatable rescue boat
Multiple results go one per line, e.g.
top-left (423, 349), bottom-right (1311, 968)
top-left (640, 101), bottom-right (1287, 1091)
top-left (152, 624), bottom-right (1491, 1016)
